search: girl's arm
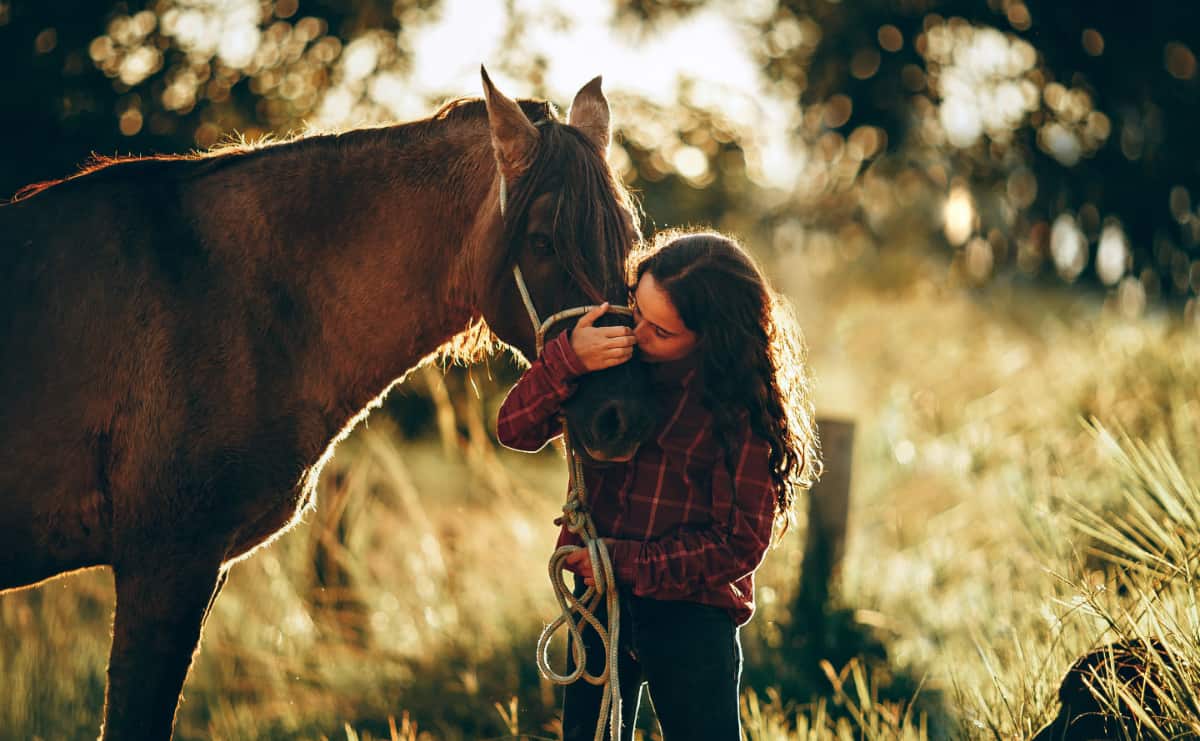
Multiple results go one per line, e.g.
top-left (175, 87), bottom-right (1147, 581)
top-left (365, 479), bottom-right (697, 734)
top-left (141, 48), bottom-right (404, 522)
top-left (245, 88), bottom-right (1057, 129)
top-left (496, 330), bottom-right (589, 452)
top-left (605, 418), bottom-right (777, 598)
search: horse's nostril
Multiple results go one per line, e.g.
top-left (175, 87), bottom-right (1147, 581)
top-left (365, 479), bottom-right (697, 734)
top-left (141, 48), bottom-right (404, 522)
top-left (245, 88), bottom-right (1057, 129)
top-left (593, 403), bottom-right (626, 442)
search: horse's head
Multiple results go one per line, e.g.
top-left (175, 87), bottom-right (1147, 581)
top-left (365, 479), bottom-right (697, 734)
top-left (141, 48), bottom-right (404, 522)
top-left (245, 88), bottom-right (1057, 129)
top-left (475, 69), bottom-right (655, 462)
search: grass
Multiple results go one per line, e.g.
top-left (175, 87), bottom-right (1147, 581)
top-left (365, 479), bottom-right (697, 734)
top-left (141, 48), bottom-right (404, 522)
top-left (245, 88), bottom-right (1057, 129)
top-left (2, 246), bottom-right (1199, 739)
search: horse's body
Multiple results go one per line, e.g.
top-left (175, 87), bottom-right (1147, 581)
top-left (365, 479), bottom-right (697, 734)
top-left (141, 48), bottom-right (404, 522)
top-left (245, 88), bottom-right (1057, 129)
top-left (0, 71), bottom-right (652, 739)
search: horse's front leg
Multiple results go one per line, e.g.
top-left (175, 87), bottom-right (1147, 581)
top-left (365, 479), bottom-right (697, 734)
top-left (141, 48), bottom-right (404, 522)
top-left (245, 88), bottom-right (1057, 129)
top-left (101, 549), bottom-right (227, 740)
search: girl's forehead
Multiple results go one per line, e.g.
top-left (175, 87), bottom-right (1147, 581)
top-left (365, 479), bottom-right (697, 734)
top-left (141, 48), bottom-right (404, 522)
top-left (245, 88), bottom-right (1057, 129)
top-left (635, 273), bottom-right (687, 333)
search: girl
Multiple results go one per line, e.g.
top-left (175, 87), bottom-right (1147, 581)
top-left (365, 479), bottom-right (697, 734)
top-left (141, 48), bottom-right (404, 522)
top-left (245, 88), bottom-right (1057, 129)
top-left (497, 231), bottom-right (820, 741)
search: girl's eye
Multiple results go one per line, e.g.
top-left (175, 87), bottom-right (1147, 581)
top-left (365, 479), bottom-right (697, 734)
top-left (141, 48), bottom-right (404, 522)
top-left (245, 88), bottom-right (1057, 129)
top-left (528, 234), bottom-right (553, 255)
top-left (655, 327), bottom-right (671, 339)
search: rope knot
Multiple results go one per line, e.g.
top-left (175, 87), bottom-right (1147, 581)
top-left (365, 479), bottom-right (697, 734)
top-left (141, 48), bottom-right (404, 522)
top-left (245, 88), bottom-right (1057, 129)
top-left (555, 499), bottom-right (591, 531)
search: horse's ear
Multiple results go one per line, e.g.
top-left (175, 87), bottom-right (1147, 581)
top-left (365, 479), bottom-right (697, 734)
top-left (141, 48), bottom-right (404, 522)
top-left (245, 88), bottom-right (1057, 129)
top-left (568, 76), bottom-right (610, 155)
top-left (481, 65), bottom-right (539, 180)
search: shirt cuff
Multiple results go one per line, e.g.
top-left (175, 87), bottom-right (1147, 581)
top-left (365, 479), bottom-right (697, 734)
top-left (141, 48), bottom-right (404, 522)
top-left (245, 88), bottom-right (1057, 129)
top-left (541, 330), bottom-right (588, 380)
top-left (604, 539), bottom-right (641, 587)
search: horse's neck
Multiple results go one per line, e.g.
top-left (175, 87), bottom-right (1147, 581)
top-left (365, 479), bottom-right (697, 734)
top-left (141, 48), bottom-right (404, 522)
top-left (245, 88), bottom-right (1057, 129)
top-left (183, 123), bottom-right (496, 423)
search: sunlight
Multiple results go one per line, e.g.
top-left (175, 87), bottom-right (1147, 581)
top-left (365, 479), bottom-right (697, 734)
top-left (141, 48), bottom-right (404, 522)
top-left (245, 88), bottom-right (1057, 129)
top-left (161, 0), bottom-right (261, 67)
top-left (673, 145), bottom-right (709, 180)
top-left (924, 21), bottom-right (1038, 148)
top-left (1096, 222), bottom-right (1130, 286)
top-left (81, 0), bottom-right (808, 188)
top-left (314, 0), bottom-right (804, 189)
top-left (341, 36), bottom-right (379, 83)
top-left (406, 0), bottom-right (506, 96)
top-left (943, 185), bottom-right (975, 246)
top-left (1050, 213), bottom-right (1087, 282)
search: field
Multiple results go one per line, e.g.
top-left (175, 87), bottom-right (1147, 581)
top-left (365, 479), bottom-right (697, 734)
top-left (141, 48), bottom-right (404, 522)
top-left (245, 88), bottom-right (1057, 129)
top-left (3, 246), bottom-right (1198, 740)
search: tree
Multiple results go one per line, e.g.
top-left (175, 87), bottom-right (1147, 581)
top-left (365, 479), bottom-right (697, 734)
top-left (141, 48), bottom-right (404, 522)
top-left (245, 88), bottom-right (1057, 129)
top-left (5, 0), bottom-right (1198, 301)
top-left (0, 0), bottom-right (412, 198)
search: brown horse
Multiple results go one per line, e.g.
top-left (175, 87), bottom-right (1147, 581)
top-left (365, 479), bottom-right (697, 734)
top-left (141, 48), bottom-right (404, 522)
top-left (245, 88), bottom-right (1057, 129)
top-left (0, 69), bottom-right (655, 739)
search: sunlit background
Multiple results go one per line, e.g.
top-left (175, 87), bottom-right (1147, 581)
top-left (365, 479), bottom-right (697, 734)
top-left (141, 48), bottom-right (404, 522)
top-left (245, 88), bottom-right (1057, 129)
top-left (2, 1), bottom-right (1199, 739)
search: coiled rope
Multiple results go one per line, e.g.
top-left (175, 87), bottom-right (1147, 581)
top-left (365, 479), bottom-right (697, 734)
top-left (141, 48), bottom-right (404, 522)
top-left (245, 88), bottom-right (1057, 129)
top-left (535, 423), bottom-right (623, 741)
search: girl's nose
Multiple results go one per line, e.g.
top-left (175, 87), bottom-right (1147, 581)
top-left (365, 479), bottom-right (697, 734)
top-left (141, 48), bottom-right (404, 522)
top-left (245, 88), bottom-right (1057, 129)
top-left (633, 320), bottom-right (649, 342)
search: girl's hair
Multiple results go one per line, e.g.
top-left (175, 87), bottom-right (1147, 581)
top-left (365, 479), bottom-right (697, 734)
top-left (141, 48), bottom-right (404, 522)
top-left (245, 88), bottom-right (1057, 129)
top-left (632, 230), bottom-right (821, 539)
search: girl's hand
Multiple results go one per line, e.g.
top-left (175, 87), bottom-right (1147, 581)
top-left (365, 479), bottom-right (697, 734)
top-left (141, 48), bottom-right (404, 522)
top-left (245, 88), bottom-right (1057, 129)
top-left (569, 303), bottom-right (636, 372)
top-left (563, 547), bottom-right (593, 585)
top-left (562, 539), bottom-right (615, 588)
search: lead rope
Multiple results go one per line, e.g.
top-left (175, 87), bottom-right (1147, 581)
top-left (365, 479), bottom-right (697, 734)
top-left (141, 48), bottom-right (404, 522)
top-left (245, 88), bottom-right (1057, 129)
top-left (500, 172), bottom-right (627, 741)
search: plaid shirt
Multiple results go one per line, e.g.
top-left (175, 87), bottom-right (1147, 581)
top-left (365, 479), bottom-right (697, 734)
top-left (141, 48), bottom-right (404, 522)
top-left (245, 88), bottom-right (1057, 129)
top-left (496, 331), bottom-right (777, 626)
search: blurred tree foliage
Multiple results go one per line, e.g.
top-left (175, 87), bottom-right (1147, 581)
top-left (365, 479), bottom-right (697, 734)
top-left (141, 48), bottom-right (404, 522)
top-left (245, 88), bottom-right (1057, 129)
top-left (1, 0), bottom-right (1197, 303)
top-left (621, 0), bottom-right (1200, 304)
top-left (0, 0), bottom-right (415, 191)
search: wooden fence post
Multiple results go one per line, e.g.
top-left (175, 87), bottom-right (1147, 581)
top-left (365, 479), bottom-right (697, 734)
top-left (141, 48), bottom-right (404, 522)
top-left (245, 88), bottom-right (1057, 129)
top-left (797, 417), bottom-right (855, 618)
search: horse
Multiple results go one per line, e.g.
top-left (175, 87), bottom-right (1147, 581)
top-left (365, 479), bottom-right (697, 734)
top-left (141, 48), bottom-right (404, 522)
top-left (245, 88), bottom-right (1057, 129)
top-left (0, 68), bottom-right (656, 740)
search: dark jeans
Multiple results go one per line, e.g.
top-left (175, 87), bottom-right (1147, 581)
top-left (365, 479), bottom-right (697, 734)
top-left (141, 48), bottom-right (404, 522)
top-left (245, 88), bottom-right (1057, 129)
top-left (561, 579), bottom-right (742, 741)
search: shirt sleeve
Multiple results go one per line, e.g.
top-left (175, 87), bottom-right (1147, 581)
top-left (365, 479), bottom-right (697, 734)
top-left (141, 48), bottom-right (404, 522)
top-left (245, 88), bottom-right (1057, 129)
top-left (496, 330), bottom-right (589, 452)
top-left (605, 418), bottom-right (777, 598)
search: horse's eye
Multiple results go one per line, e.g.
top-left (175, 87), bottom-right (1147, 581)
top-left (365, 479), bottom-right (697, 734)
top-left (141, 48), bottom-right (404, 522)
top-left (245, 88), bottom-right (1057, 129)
top-left (528, 234), bottom-right (554, 256)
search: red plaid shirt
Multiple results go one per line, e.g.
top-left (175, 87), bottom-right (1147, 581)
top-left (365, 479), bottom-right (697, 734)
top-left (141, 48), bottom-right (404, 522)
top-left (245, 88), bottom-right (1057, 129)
top-left (497, 331), bottom-right (777, 626)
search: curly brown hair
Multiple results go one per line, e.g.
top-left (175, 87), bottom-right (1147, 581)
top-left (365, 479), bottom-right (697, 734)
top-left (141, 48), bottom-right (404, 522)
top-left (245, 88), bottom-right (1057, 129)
top-left (632, 230), bottom-right (821, 539)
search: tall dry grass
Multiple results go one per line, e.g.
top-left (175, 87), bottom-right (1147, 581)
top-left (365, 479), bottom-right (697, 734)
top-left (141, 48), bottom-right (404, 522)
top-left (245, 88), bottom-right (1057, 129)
top-left (2, 246), bottom-right (1198, 739)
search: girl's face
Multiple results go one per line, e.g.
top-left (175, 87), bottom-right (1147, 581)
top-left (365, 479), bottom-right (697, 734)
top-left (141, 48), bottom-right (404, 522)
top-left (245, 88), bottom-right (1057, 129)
top-left (631, 272), bottom-right (699, 363)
